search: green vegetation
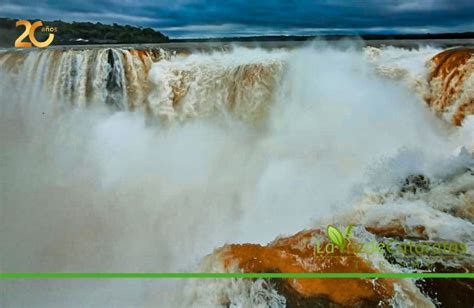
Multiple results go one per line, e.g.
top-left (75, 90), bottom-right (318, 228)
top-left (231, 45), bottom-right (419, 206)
top-left (0, 17), bottom-right (168, 47)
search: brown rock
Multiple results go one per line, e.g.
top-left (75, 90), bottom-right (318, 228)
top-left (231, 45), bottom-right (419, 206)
top-left (218, 229), bottom-right (396, 306)
top-left (365, 222), bottom-right (427, 240)
top-left (426, 48), bottom-right (474, 126)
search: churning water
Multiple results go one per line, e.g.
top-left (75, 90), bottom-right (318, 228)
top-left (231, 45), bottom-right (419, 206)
top-left (0, 42), bottom-right (473, 306)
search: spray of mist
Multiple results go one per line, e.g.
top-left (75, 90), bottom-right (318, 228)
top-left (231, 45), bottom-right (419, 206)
top-left (1, 43), bottom-right (472, 306)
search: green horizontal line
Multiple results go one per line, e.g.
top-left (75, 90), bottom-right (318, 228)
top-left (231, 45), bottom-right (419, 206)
top-left (1, 273), bottom-right (473, 279)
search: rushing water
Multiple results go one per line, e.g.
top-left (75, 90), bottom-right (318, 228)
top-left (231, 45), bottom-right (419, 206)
top-left (0, 42), bottom-right (473, 306)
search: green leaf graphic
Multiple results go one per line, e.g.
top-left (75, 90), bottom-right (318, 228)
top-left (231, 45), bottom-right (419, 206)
top-left (327, 225), bottom-right (345, 248)
top-left (344, 225), bottom-right (353, 239)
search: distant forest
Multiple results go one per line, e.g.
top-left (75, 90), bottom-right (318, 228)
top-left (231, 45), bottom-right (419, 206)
top-left (0, 18), bottom-right (169, 47)
top-left (170, 32), bottom-right (474, 43)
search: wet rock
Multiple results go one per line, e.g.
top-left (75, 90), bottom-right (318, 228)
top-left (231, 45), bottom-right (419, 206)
top-left (400, 174), bottom-right (431, 194)
top-left (426, 48), bottom-right (474, 126)
top-left (415, 264), bottom-right (474, 308)
top-left (366, 222), bottom-right (427, 240)
top-left (381, 247), bottom-right (474, 307)
top-left (205, 229), bottom-right (432, 307)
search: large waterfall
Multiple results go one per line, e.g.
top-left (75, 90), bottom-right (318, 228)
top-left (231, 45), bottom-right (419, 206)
top-left (1, 43), bottom-right (473, 307)
top-left (0, 47), bottom-right (285, 123)
top-left (0, 48), bottom-right (168, 109)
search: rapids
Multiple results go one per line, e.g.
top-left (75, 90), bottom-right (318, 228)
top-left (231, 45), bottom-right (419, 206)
top-left (0, 43), bottom-right (473, 307)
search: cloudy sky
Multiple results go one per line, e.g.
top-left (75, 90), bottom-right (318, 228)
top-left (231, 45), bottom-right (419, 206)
top-left (1, 0), bottom-right (473, 38)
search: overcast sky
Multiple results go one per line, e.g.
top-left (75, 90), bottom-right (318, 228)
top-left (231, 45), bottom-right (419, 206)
top-left (1, 0), bottom-right (473, 38)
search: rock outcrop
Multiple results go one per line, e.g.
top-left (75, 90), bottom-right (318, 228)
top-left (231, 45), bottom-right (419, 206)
top-left (195, 169), bottom-right (474, 307)
top-left (197, 229), bottom-right (434, 307)
top-left (426, 48), bottom-right (474, 126)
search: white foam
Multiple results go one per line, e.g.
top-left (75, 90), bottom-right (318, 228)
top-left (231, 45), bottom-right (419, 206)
top-left (0, 44), bottom-right (471, 306)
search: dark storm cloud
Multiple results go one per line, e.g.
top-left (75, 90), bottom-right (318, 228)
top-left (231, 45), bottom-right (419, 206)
top-left (1, 0), bottom-right (473, 37)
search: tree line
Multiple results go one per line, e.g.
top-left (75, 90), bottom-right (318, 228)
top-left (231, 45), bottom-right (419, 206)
top-left (0, 17), bottom-right (169, 47)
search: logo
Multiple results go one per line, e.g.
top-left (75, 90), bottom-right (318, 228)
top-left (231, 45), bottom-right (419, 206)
top-left (315, 224), bottom-right (468, 271)
top-left (326, 224), bottom-right (352, 252)
top-left (15, 20), bottom-right (57, 48)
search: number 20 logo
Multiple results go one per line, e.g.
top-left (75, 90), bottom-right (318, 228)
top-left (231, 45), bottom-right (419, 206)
top-left (15, 20), bottom-right (54, 48)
